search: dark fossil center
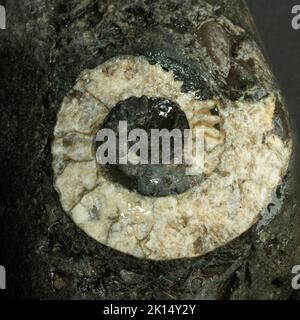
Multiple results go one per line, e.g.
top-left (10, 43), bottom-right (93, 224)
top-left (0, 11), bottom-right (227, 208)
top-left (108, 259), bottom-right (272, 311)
top-left (96, 96), bottom-right (201, 197)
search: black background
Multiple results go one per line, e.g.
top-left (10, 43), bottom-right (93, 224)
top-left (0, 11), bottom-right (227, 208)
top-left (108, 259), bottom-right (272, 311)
top-left (246, 0), bottom-right (300, 299)
top-left (247, 0), bottom-right (300, 135)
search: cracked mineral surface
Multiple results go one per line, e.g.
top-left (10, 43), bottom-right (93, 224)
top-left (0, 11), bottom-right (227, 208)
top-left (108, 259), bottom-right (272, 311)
top-left (52, 56), bottom-right (291, 260)
top-left (1, 0), bottom-right (300, 300)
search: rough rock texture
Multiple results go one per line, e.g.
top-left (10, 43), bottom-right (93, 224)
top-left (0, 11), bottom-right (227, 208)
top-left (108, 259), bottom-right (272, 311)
top-left (0, 0), bottom-right (300, 299)
top-left (52, 56), bottom-right (290, 261)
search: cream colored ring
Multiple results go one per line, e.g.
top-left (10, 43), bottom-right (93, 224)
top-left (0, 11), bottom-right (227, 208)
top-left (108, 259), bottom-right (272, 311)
top-left (52, 56), bottom-right (291, 260)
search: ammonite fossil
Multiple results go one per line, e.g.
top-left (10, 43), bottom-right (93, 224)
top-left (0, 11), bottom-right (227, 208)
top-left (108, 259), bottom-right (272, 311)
top-left (1, 0), bottom-right (300, 299)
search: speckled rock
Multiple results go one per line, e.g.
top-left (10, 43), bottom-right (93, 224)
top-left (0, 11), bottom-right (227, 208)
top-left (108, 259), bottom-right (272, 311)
top-left (1, 0), bottom-right (300, 299)
top-left (52, 56), bottom-right (290, 261)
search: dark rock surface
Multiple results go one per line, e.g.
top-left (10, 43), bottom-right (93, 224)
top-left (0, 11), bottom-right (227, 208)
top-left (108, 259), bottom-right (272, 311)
top-left (97, 96), bottom-right (197, 197)
top-left (0, 0), bottom-right (299, 299)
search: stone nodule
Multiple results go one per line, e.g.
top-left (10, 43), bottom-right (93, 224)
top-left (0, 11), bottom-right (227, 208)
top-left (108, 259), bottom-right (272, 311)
top-left (3, 0), bottom-right (299, 299)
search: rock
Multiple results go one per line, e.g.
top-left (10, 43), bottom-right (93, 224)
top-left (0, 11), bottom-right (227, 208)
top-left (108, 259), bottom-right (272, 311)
top-left (198, 21), bottom-right (231, 76)
top-left (0, 0), bottom-right (299, 300)
top-left (52, 272), bottom-right (67, 291)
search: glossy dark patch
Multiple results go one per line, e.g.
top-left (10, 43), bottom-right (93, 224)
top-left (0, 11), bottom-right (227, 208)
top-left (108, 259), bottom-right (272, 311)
top-left (226, 59), bottom-right (256, 99)
top-left (96, 96), bottom-right (201, 197)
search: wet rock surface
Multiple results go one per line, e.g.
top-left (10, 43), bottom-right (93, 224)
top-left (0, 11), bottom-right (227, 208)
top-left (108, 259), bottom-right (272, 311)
top-left (0, 0), bottom-right (299, 299)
